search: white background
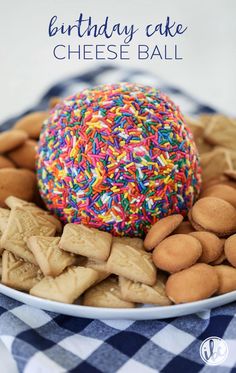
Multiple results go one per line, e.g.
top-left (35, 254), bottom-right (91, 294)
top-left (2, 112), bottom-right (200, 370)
top-left (0, 0), bottom-right (236, 123)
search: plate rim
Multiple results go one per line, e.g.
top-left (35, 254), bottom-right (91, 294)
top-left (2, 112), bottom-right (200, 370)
top-left (1, 283), bottom-right (236, 320)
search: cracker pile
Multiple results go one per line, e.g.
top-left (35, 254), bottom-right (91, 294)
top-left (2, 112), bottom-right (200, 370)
top-left (0, 188), bottom-right (236, 307)
top-left (0, 108), bottom-right (236, 307)
top-left (186, 114), bottom-right (236, 184)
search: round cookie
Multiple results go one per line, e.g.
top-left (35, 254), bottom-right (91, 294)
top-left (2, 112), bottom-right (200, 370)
top-left (166, 263), bottom-right (219, 303)
top-left (211, 252), bottom-right (226, 265)
top-left (201, 176), bottom-right (228, 191)
top-left (225, 234), bottom-right (236, 267)
top-left (189, 197), bottom-right (236, 237)
top-left (214, 265), bottom-right (236, 294)
top-left (37, 83), bottom-right (201, 236)
top-left (0, 130), bottom-right (28, 153)
top-left (14, 111), bottom-right (48, 139)
top-left (190, 231), bottom-right (224, 263)
top-left (0, 155), bottom-right (15, 169)
top-left (8, 140), bottom-right (37, 171)
top-left (49, 97), bottom-right (62, 109)
top-left (224, 170), bottom-right (236, 181)
top-left (173, 221), bottom-right (195, 234)
top-left (0, 168), bottom-right (36, 207)
top-left (152, 234), bottom-right (202, 273)
top-left (201, 184), bottom-right (236, 208)
top-left (144, 214), bottom-right (183, 250)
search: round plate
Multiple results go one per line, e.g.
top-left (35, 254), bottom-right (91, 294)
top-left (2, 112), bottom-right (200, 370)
top-left (1, 283), bottom-right (236, 320)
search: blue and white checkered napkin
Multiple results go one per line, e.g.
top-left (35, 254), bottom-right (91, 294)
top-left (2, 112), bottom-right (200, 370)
top-left (0, 66), bottom-right (236, 373)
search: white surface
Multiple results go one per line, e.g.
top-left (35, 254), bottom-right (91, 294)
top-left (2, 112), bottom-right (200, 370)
top-left (1, 283), bottom-right (236, 320)
top-left (151, 325), bottom-right (195, 354)
top-left (0, 340), bottom-right (18, 373)
top-left (1, 0), bottom-right (236, 122)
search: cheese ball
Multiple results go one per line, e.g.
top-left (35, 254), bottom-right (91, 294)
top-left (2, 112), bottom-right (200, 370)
top-left (37, 83), bottom-right (201, 236)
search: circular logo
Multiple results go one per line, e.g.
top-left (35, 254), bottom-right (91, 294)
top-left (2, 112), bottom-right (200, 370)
top-left (200, 337), bottom-right (228, 366)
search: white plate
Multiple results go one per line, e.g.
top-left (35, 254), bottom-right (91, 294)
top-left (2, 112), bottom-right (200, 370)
top-left (1, 283), bottom-right (236, 320)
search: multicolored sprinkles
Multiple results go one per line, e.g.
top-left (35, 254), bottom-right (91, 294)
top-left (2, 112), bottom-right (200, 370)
top-left (37, 83), bottom-right (201, 237)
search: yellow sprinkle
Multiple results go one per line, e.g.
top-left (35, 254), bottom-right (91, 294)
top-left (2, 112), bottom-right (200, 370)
top-left (117, 153), bottom-right (125, 160)
top-left (126, 162), bottom-right (135, 168)
top-left (58, 170), bottom-right (65, 178)
top-left (85, 170), bottom-right (90, 178)
top-left (107, 163), bottom-right (115, 169)
top-left (164, 175), bottom-right (170, 184)
top-left (160, 154), bottom-right (166, 165)
top-left (64, 208), bottom-right (72, 214)
top-left (111, 186), bottom-right (119, 192)
top-left (93, 179), bottom-right (100, 187)
top-left (70, 149), bottom-right (76, 158)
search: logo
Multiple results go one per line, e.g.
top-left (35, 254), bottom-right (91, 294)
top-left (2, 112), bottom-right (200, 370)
top-left (200, 337), bottom-right (228, 366)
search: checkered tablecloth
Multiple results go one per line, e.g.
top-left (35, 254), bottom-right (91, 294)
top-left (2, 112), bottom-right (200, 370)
top-left (0, 65), bottom-right (236, 373)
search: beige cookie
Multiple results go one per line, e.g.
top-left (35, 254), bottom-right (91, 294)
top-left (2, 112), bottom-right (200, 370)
top-left (166, 263), bottom-right (219, 304)
top-left (1, 250), bottom-right (43, 291)
top-left (49, 97), bottom-right (62, 109)
top-left (195, 139), bottom-right (214, 155)
top-left (152, 234), bottom-right (202, 273)
top-left (8, 140), bottom-right (37, 171)
top-left (0, 208), bottom-right (10, 254)
top-left (199, 113), bottom-right (214, 127)
top-left (0, 208), bottom-right (10, 233)
top-left (0, 129), bottom-right (28, 154)
top-left (113, 236), bottom-right (144, 250)
top-left (204, 115), bottom-right (236, 150)
top-left (119, 272), bottom-right (171, 306)
top-left (27, 236), bottom-right (76, 277)
top-left (201, 184), bottom-right (236, 208)
top-left (93, 271), bottom-right (110, 285)
top-left (0, 155), bottom-right (15, 169)
top-left (0, 169), bottom-right (36, 207)
top-left (188, 197), bottom-right (236, 237)
top-left (14, 111), bottom-right (48, 139)
top-left (5, 196), bottom-right (62, 233)
top-left (211, 252), bottom-right (226, 265)
top-left (185, 116), bottom-right (205, 140)
top-left (190, 231), bottom-right (224, 263)
top-left (201, 176), bottom-right (229, 192)
top-left (144, 214), bottom-right (183, 250)
top-left (59, 224), bottom-right (112, 261)
top-left (1, 206), bottom-right (56, 264)
top-left (227, 149), bottom-right (236, 171)
top-left (107, 242), bottom-right (156, 285)
top-left (5, 196), bottom-right (35, 209)
top-left (83, 277), bottom-right (135, 308)
top-left (84, 258), bottom-right (112, 284)
top-left (0, 256), bottom-right (2, 279)
top-left (224, 234), bottom-right (236, 267)
top-left (30, 266), bottom-right (98, 303)
top-left (173, 221), bottom-right (195, 234)
top-left (200, 148), bottom-right (233, 182)
top-left (85, 257), bottom-right (110, 273)
top-left (214, 265), bottom-right (236, 294)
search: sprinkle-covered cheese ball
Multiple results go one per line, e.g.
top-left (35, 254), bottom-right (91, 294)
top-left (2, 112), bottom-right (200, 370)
top-left (37, 83), bottom-right (201, 236)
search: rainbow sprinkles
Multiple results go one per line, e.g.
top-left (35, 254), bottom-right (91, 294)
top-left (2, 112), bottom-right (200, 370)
top-left (37, 83), bottom-right (201, 236)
